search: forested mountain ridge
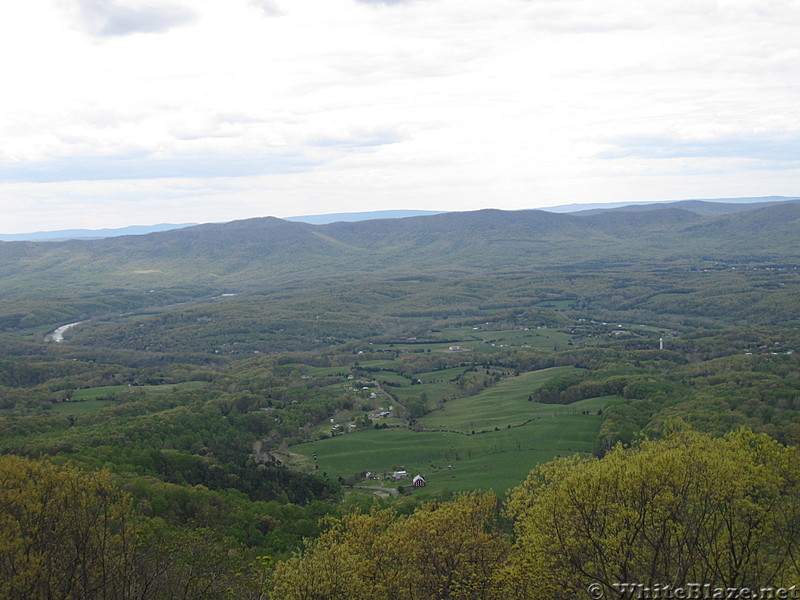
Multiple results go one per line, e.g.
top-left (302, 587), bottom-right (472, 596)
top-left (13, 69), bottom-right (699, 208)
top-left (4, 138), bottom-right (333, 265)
top-left (1, 199), bottom-right (798, 333)
top-left (1, 200), bottom-right (799, 291)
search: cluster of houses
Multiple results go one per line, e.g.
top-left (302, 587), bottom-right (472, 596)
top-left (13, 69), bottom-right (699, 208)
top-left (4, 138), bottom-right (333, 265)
top-left (368, 410), bottom-right (392, 419)
top-left (364, 470), bottom-right (427, 488)
top-left (330, 421), bottom-right (358, 434)
top-left (392, 471), bottom-right (427, 487)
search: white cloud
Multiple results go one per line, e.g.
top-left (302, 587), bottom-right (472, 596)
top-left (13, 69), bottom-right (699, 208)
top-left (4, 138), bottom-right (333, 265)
top-left (74, 0), bottom-right (198, 37)
top-left (0, 0), bottom-right (798, 232)
top-left (353, 0), bottom-right (420, 6)
top-left (600, 132), bottom-right (800, 163)
top-left (249, 0), bottom-right (286, 17)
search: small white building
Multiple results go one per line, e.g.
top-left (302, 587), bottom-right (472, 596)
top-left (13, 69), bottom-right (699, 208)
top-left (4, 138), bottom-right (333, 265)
top-left (392, 470), bottom-right (408, 480)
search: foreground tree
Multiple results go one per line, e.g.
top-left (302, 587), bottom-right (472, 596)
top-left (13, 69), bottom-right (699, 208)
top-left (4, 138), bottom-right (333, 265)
top-left (500, 429), bottom-right (800, 599)
top-left (269, 491), bottom-right (509, 600)
top-left (0, 456), bottom-right (264, 600)
top-left (0, 455), bottom-right (136, 599)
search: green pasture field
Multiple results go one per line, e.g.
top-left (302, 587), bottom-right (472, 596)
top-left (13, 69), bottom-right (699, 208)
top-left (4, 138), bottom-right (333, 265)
top-left (291, 399), bottom-right (619, 493)
top-left (438, 326), bottom-right (573, 351)
top-left (472, 328), bottom-right (572, 350)
top-left (371, 370), bottom-right (412, 386)
top-left (293, 364), bottom-right (353, 378)
top-left (419, 366), bottom-right (582, 432)
top-left (374, 343), bottom-right (461, 353)
top-left (380, 327), bottom-right (575, 354)
top-left (389, 382), bottom-right (459, 404)
top-left (49, 381), bottom-right (210, 415)
top-left (417, 366), bottom-right (470, 383)
top-left (68, 381), bottom-right (208, 400)
top-left (387, 366), bottom-right (470, 404)
top-left (357, 359), bottom-right (404, 370)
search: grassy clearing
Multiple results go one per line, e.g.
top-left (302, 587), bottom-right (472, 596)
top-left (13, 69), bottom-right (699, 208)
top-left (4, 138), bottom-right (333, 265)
top-left (439, 326), bottom-right (573, 351)
top-left (372, 370), bottom-right (412, 386)
top-left (374, 324), bottom-right (577, 354)
top-left (291, 401), bottom-right (617, 493)
top-left (390, 383), bottom-right (458, 404)
top-left (417, 366), bottom-right (470, 383)
top-left (59, 381), bottom-right (209, 406)
top-left (297, 365), bottom-right (353, 377)
top-left (418, 366), bottom-right (581, 432)
top-left (48, 381), bottom-right (210, 415)
top-left (357, 359), bottom-right (403, 370)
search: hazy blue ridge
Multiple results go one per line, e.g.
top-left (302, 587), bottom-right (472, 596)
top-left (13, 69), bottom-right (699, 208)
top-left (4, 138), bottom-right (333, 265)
top-left (285, 209), bottom-right (444, 224)
top-left (541, 196), bottom-right (800, 214)
top-left (0, 223), bottom-right (198, 242)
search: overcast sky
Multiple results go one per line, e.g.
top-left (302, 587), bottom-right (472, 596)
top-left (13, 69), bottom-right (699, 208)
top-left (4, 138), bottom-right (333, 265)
top-left (1, 0), bottom-right (799, 233)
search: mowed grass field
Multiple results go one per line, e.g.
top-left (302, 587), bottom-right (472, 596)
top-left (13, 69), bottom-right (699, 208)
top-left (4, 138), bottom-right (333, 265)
top-left (419, 366), bottom-right (581, 432)
top-left (438, 326), bottom-right (573, 351)
top-left (50, 381), bottom-right (209, 415)
top-left (292, 395), bottom-right (621, 494)
top-left (373, 325), bottom-right (574, 353)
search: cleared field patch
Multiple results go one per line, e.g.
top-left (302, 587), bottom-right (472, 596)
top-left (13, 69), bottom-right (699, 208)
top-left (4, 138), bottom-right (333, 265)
top-left (59, 381), bottom-right (208, 404)
top-left (390, 380), bottom-right (460, 405)
top-left (291, 401), bottom-right (618, 493)
top-left (439, 326), bottom-right (572, 351)
top-left (417, 366), bottom-right (470, 383)
top-left (357, 359), bottom-right (403, 370)
top-left (298, 365), bottom-right (353, 378)
top-left (371, 370), bottom-right (412, 386)
top-left (50, 381), bottom-right (210, 415)
top-left (377, 365), bottom-right (469, 405)
top-left (418, 366), bottom-right (582, 432)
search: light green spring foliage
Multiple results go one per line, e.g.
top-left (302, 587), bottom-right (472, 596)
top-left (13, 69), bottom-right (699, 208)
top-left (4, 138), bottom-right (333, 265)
top-left (269, 491), bottom-right (510, 600)
top-left (501, 429), bottom-right (800, 599)
top-left (4, 430), bottom-right (800, 600)
top-left (271, 430), bottom-right (800, 600)
top-left (0, 456), bottom-right (264, 600)
top-left (0, 455), bottom-right (135, 599)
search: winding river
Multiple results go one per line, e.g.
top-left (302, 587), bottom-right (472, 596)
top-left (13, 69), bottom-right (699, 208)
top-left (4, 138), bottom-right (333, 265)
top-left (45, 321), bottom-right (86, 343)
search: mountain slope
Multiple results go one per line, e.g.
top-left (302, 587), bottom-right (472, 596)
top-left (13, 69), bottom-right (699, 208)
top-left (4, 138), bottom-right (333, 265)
top-left (1, 200), bottom-right (799, 330)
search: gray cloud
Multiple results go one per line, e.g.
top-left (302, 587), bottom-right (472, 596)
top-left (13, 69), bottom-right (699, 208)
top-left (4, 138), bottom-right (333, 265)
top-left (75, 0), bottom-right (198, 37)
top-left (249, 0), bottom-right (286, 17)
top-left (310, 131), bottom-right (404, 149)
top-left (354, 0), bottom-right (419, 6)
top-left (600, 132), bottom-right (800, 163)
top-left (0, 151), bottom-right (319, 183)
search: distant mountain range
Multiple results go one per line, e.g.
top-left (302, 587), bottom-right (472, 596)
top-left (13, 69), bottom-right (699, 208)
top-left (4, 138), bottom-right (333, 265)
top-left (0, 211), bottom-right (443, 241)
top-left (2, 198), bottom-right (799, 292)
top-left (285, 209), bottom-right (443, 225)
top-left (3, 197), bottom-right (798, 241)
top-left (541, 195), bottom-right (800, 213)
top-left (0, 223), bottom-right (198, 242)
top-left (2, 197), bottom-right (800, 329)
